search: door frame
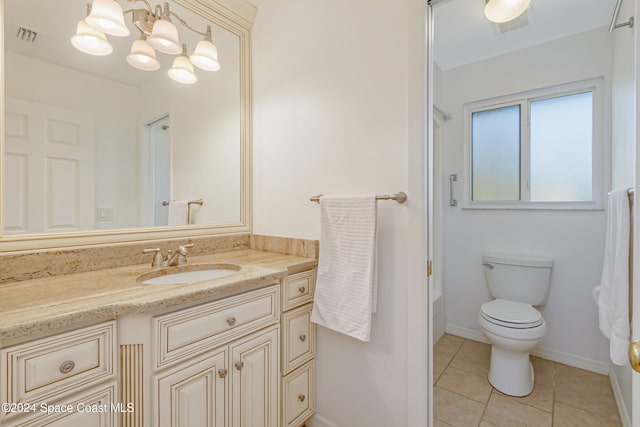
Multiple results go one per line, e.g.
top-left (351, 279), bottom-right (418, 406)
top-left (406, 0), bottom-right (432, 426)
top-left (633, 2), bottom-right (640, 425)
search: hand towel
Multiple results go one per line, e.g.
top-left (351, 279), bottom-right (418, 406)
top-left (596, 188), bottom-right (630, 365)
top-left (310, 196), bottom-right (378, 342)
top-left (167, 200), bottom-right (189, 226)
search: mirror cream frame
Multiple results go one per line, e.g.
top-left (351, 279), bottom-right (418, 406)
top-left (0, 0), bottom-right (256, 253)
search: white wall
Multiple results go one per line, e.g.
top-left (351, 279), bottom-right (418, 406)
top-left (138, 32), bottom-right (241, 227)
top-left (252, 0), bottom-right (423, 425)
top-left (439, 28), bottom-right (613, 365)
top-left (5, 51), bottom-right (140, 229)
top-left (610, 0), bottom-right (636, 419)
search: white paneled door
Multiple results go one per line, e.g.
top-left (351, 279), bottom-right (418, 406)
top-left (4, 98), bottom-right (94, 233)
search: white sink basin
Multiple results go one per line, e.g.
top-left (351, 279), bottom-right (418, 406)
top-left (137, 264), bottom-right (241, 285)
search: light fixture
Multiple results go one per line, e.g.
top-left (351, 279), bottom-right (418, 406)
top-left (168, 44), bottom-right (198, 84)
top-left (484, 0), bottom-right (531, 24)
top-left (86, 0), bottom-right (130, 37)
top-left (72, 0), bottom-right (221, 84)
top-left (127, 35), bottom-right (160, 70)
top-left (71, 5), bottom-right (113, 56)
top-left (190, 26), bottom-right (220, 71)
top-left (147, 18), bottom-right (181, 54)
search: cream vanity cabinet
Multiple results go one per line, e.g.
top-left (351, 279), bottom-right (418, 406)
top-left (149, 284), bottom-right (281, 427)
top-left (0, 321), bottom-right (117, 427)
top-left (280, 270), bottom-right (316, 427)
top-left (119, 270), bottom-right (318, 427)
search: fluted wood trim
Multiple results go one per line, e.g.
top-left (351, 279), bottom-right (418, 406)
top-left (120, 344), bottom-right (144, 427)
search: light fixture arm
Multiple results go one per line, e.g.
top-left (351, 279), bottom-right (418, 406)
top-left (168, 10), bottom-right (208, 37)
top-left (110, 0), bottom-right (211, 38)
top-left (124, 0), bottom-right (153, 11)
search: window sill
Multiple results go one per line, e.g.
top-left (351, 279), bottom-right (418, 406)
top-left (461, 201), bottom-right (604, 211)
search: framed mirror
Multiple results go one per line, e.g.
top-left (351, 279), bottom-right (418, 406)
top-left (0, 0), bottom-right (255, 252)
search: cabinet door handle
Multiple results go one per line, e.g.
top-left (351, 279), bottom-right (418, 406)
top-left (59, 360), bottom-right (75, 374)
top-left (235, 362), bottom-right (244, 371)
top-left (218, 368), bottom-right (228, 378)
top-left (298, 394), bottom-right (306, 402)
top-left (227, 317), bottom-right (237, 326)
top-left (298, 286), bottom-right (306, 294)
top-left (299, 334), bottom-right (307, 342)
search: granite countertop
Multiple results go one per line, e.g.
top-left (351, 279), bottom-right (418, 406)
top-left (0, 249), bottom-right (317, 343)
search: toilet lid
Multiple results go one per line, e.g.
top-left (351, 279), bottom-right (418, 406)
top-left (480, 299), bottom-right (543, 329)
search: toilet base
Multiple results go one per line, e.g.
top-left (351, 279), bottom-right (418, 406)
top-left (488, 346), bottom-right (534, 397)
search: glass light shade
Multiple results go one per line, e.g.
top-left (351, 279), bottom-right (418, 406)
top-left (147, 20), bottom-right (181, 54)
top-left (484, 0), bottom-right (531, 23)
top-left (190, 40), bottom-right (220, 71)
top-left (127, 39), bottom-right (161, 71)
top-left (71, 19), bottom-right (113, 56)
top-left (86, 0), bottom-right (130, 37)
top-left (168, 55), bottom-right (198, 84)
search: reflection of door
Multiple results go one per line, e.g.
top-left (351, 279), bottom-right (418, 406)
top-left (4, 98), bottom-right (94, 233)
top-left (147, 116), bottom-right (171, 226)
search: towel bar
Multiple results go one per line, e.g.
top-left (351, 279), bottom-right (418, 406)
top-left (309, 192), bottom-right (407, 204)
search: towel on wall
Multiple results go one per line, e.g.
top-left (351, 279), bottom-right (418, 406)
top-left (167, 200), bottom-right (189, 226)
top-left (310, 196), bottom-right (378, 342)
top-left (595, 188), bottom-right (630, 366)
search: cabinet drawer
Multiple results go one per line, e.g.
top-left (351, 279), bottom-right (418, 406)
top-left (282, 270), bottom-right (315, 311)
top-left (1, 321), bottom-right (115, 408)
top-left (282, 304), bottom-right (315, 374)
top-left (5, 383), bottom-right (117, 427)
top-left (154, 285), bottom-right (279, 369)
top-left (282, 361), bottom-right (315, 427)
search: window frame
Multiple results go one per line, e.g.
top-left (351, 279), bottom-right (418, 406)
top-left (462, 78), bottom-right (608, 210)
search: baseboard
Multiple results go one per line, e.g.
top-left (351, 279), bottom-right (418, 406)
top-left (445, 324), bottom-right (610, 374)
top-left (609, 369), bottom-right (632, 427)
top-left (307, 414), bottom-right (339, 427)
top-left (445, 324), bottom-right (489, 344)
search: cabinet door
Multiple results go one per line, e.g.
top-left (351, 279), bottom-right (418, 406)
top-left (155, 348), bottom-right (228, 427)
top-left (230, 326), bottom-right (279, 427)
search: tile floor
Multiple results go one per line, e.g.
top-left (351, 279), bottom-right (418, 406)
top-left (434, 334), bottom-right (623, 427)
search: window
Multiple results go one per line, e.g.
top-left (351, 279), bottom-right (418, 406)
top-left (465, 79), bottom-right (605, 209)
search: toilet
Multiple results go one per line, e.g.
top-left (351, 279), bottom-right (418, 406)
top-left (478, 253), bottom-right (552, 397)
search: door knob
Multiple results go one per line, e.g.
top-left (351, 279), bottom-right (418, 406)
top-left (630, 341), bottom-right (640, 373)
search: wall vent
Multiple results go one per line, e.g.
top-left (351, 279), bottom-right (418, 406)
top-left (16, 26), bottom-right (38, 43)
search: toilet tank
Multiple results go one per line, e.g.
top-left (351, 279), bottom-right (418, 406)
top-left (482, 254), bottom-right (553, 306)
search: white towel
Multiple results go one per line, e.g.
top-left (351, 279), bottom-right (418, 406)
top-left (310, 196), bottom-right (378, 342)
top-left (595, 188), bottom-right (630, 366)
top-left (167, 200), bottom-right (189, 226)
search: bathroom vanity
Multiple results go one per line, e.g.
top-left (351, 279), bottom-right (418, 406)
top-left (0, 249), bottom-right (316, 427)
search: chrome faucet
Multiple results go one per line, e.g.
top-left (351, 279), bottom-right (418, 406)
top-left (142, 243), bottom-right (194, 268)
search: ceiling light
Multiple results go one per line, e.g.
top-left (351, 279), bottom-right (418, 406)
top-left (147, 18), bottom-right (181, 54)
top-left (72, 0), bottom-right (221, 81)
top-left (71, 19), bottom-right (113, 56)
top-left (127, 36), bottom-right (161, 70)
top-left (168, 44), bottom-right (198, 84)
top-left (190, 26), bottom-right (220, 71)
top-left (484, 0), bottom-right (531, 24)
top-left (86, 0), bottom-right (130, 37)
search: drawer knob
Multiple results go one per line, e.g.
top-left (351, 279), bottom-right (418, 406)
top-left (59, 360), bottom-right (75, 374)
top-left (298, 394), bottom-right (306, 402)
top-left (218, 369), bottom-right (228, 379)
top-left (298, 286), bottom-right (306, 294)
top-left (227, 317), bottom-right (237, 326)
top-left (235, 362), bottom-right (244, 371)
top-left (299, 334), bottom-right (307, 342)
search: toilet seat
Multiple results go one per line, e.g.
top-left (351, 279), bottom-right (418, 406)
top-left (480, 299), bottom-right (543, 329)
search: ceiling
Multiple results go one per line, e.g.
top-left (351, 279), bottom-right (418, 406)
top-left (4, 0), bottom-right (220, 87)
top-left (434, 0), bottom-right (619, 70)
top-left (5, 0), bottom-right (621, 82)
